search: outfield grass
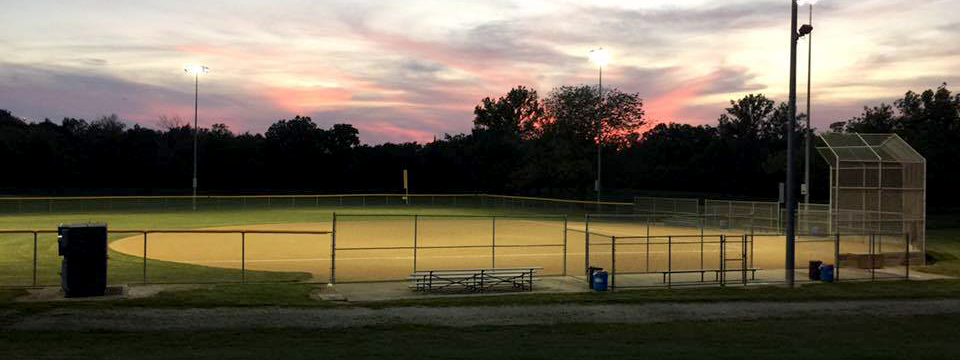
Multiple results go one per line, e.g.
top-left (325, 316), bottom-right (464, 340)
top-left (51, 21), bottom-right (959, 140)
top-left (2, 314), bottom-right (958, 360)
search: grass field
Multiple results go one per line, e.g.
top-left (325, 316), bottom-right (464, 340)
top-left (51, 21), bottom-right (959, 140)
top-left (2, 314), bottom-right (959, 360)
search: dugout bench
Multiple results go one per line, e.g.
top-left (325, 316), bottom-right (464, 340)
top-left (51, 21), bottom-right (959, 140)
top-left (409, 267), bottom-right (541, 292)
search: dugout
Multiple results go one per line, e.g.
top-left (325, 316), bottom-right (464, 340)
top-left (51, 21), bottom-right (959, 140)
top-left (816, 133), bottom-right (926, 253)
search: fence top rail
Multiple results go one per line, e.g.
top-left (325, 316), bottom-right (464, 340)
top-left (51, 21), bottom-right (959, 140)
top-left (565, 228), bottom-right (617, 238)
top-left (586, 213), bottom-right (700, 218)
top-left (0, 229), bottom-right (333, 235)
top-left (0, 193), bottom-right (480, 201)
top-left (481, 194), bottom-right (633, 206)
top-left (704, 199), bottom-right (780, 206)
top-left (633, 195), bottom-right (700, 202)
top-left (336, 213), bottom-right (567, 219)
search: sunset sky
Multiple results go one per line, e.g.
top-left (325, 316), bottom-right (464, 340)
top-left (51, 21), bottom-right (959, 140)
top-left (1, 0), bottom-right (957, 143)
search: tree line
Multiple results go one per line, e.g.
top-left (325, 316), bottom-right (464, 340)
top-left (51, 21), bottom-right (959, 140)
top-left (1, 83), bottom-right (957, 210)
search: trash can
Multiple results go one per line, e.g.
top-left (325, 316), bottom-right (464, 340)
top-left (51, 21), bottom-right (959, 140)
top-left (820, 265), bottom-right (835, 283)
top-left (58, 224), bottom-right (108, 297)
top-left (809, 260), bottom-right (823, 281)
top-left (592, 270), bottom-right (609, 292)
top-left (587, 266), bottom-right (603, 290)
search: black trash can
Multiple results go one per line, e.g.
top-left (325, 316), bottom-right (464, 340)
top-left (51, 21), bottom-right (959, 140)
top-left (58, 224), bottom-right (108, 297)
top-left (808, 260), bottom-right (823, 281)
top-left (587, 266), bottom-right (603, 290)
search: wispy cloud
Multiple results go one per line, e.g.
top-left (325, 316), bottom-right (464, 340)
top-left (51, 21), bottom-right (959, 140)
top-left (0, 0), bottom-right (956, 143)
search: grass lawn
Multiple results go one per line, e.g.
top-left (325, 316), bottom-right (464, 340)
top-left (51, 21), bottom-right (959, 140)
top-left (2, 314), bottom-right (958, 360)
top-left (2, 279), bottom-right (960, 312)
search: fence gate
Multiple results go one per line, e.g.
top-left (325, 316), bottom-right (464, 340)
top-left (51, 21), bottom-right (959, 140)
top-left (719, 235), bottom-right (750, 286)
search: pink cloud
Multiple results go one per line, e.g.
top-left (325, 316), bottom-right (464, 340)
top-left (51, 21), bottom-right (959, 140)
top-left (356, 121), bottom-right (436, 143)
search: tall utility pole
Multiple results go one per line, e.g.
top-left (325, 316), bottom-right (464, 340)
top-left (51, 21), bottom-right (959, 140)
top-left (193, 71), bottom-right (198, 211)
top-left (804, 2), bottom-right (814, 209)
top-left (787, 1), bottom-right (813, 288)
top-left (589, 48), bottom-right (610, 204)
top-left (185, 65), bottom-right (209, 211)
top-left (597, 64), bottom-right (602, 203)
top-left (786, 0), bottom-right (800, 288)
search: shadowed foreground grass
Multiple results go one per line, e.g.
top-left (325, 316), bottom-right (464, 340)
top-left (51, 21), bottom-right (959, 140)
top-left (2, 314), bottom-right (958, 360)
top-left (3, 279), bottom-right (960, 311)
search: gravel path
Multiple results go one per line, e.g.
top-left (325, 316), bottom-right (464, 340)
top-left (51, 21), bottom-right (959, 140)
top-left (5, 299), bottom-right (960, 331)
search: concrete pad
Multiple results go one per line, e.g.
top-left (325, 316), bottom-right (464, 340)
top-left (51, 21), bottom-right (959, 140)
top-left (15, 284), bottom-right (210, 302)
top-left (16, 286), bottom-right (128, 302)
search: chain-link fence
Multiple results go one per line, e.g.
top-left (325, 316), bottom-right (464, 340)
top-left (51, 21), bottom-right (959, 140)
top-left (331, 213), bottom-right (568, 282)
top-left (577, 223), bottom-right (914, 290)
top-left (0, 229), bottom-right (329, 287)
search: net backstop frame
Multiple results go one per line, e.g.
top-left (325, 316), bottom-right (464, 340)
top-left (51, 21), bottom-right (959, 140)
top-left (817, 133), bottom-right (926, 253)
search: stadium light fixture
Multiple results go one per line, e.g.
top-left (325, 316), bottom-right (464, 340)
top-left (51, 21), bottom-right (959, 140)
top-left (184, 65), bottom-right (209, 211)
top-left (589, 48), bottom-right (610, 67)
top-left (589, 48), bottom-right (610, 203)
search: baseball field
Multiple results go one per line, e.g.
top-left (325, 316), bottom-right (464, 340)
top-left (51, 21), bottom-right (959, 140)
top-left (0, 200), bottom-right (907, 288)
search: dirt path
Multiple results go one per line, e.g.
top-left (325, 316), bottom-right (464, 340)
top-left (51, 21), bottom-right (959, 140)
top-left (5, 299), bottom-right (960, 331)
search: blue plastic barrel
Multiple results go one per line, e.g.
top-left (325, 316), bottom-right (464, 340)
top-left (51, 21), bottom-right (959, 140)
top-left (820, 265), bottom-right (835, 283)
top-left (593, 271), bottom-right (609, 291)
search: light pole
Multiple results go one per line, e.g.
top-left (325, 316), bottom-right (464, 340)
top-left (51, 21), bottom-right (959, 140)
top-left (184, 65), bottom-right (209, 211)
top-left (589, 48), bottom-right (610, 203)
top-left (787, 1), bottom-right (814, 288)
top-left (801, 0), bottom-right (818, 210)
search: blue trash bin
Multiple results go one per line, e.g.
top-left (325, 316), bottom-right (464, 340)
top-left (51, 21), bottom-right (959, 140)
top-left (593, 271), bottom-right (609, 291)
top-left (820, 265), bottom-right (835, 283)
top-left (587, 267), bottom-right (603, 290)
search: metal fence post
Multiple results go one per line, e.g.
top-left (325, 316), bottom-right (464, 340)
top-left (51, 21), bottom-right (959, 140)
top-left (871, 234), bottom-right (876, 281)
top-left (905, 233), bottom-right (910, 280)
top-left (646, 219), bottom-right (651, 273)
top-left (584, 215), bottom-right (591, 275)
top-left (668, 235), bottom-right (672, 288)
top-left (742, 235), bottom-right (748, 286)
top-left (331, 212), bottom-right (337, 284)
top-left (241, 232), bottom-right (246, 282)
top-left (491, 216), bottom-right (496, 268)
top-left (718, 235), bottom-right (724, 286)
top-left (834, 233), bottom-right (841, 282)
top-left (33, 232), bottom-right (38, 287)
top-left (143, 232), bottom-right (148, 285)
top-left (700, 217), bottom-right (705, 270)
top-left (611, 236), bottom-right (616, 291)
top-left (413, 215), bottom-right (419, 272)
top-left (562, 215), bottom-right (568, 276)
